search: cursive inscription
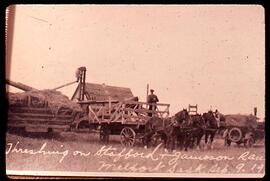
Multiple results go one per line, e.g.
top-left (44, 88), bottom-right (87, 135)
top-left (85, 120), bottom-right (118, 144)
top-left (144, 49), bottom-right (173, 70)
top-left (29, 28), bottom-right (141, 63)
top-left (6, 141), bottom-right (68, 163)
top-left (5, 141), bottom-right (265, 174)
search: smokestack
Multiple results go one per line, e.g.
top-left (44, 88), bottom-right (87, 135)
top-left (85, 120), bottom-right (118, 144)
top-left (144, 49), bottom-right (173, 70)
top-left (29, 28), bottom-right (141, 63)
top-left (254, 107), bottom-right (257, 116)
top-left (146, 83), bottom-right (149, 102)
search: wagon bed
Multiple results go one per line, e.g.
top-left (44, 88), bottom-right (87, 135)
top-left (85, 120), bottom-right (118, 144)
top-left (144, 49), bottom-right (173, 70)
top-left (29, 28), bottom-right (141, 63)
top-left (71, 99), bottom-right (170, 146)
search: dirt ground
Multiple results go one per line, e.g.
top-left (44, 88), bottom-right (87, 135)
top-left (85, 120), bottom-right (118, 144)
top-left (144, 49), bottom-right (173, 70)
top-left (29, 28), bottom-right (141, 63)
top-left (5, 130), bottom-right (265, 177)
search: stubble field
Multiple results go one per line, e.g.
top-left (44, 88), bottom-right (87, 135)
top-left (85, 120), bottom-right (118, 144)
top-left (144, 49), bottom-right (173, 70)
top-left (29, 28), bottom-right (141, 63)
top-left (5, 130), bottom-right (265, 177)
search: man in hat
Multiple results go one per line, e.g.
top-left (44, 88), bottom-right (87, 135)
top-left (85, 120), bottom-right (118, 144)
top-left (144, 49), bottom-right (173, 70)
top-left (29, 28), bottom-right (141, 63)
top-left (147, 89), bottom-right (159, 117)
top-left (214, 109), bottom-right (221, 120)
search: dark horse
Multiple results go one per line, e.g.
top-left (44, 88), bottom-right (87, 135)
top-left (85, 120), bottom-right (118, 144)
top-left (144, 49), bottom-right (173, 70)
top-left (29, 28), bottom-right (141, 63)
top-left (202, 110), bottom-right (220, 149)
top-left (189, 114), bottom-right (206, 150)
top-left (143, 109), bottom-right (190, 151)
top-left (177, 113), bottom-right (206, 151)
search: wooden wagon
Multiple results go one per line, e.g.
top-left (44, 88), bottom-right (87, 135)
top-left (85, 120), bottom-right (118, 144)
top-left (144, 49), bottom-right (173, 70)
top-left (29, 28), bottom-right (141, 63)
top-left (71, 99), bottom-right (170, 146)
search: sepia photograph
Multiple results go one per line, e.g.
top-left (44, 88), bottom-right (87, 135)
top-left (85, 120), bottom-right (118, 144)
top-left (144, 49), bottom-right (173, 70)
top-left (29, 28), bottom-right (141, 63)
top-left (5, 5), bottom-right (265, 178)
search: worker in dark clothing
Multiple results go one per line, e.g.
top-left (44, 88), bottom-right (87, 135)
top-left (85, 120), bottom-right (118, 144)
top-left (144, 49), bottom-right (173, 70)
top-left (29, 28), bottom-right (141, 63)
top-left (75, 68), bottom-right (82, 82)
top-left (214, 109), bottom-right (220, 119)
top-left (147, 89), bottom-right (159, 117)
top-left (75, 67), bottom-right (86, 82)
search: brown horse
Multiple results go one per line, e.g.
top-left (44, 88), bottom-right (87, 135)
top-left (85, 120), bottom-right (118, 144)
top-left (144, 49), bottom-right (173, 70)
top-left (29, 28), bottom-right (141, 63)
top-left (202, 110), bottom-right (220, 149)
top-left (189, 114), bottom-right (206, 149)
top-left (143, 109), bottom-right (190, 151)
top-left (176, 113), bottom-right (206, 151)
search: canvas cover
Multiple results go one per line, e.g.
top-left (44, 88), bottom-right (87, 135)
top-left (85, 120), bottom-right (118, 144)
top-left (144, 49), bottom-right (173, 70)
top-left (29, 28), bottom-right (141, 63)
top-left (224, 114), bottom-right (258, 129)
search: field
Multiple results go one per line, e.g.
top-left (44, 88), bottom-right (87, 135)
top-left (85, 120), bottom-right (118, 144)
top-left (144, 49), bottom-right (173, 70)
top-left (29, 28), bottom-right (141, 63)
top-left (5, 130), bottom-right (265, 177)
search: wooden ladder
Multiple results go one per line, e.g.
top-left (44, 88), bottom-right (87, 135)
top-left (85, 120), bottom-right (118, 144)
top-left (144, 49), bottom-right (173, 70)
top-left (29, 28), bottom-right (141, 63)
top-left (188, 104), bottom-right (198, 115)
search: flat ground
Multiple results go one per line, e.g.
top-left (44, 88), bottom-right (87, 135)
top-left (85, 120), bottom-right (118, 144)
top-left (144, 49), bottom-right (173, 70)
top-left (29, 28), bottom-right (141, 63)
top-left (5, 130), bottom-right (265, 177)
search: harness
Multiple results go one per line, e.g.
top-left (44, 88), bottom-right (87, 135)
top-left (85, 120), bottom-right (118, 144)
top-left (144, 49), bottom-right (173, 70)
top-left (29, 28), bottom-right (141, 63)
top-left (153, 111), bottom-right (188, 134)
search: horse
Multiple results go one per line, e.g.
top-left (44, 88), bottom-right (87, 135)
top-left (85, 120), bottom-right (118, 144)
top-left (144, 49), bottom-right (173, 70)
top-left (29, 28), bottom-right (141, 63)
top-left (188, 114), bottom-right (206, 150)
top-left (202, 110), bottom-right (221, 149)
top-left (176, 113), bottom-right (205, 151)
top-left (143, 109), bottom-right (190, 151)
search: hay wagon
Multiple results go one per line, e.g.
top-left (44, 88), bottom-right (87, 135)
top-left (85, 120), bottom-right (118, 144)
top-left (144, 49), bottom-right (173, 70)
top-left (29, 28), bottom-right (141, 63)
top-left (70, 68), bottom-right (170, 146)
top-left (223, 114), bottom-right (264, 147)
top-left (71, 99), bottom-right (170, 146)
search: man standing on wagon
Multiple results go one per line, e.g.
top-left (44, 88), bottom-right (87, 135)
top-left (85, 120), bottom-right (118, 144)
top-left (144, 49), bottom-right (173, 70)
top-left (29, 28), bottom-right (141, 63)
top-left (147, 89), bottom-right (159, 117)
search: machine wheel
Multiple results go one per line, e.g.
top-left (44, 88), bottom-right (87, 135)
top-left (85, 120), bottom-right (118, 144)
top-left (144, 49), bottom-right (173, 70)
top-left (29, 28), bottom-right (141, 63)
top-left (228, 127), bottom-right (242, 143)
top-left (100, 125), bottom-right (110, 144)
top-left (120, 127), bottom-right (136, 147)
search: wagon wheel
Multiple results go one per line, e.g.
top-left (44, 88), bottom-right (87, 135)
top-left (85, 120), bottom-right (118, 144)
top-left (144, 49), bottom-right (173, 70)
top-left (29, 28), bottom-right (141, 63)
top-left (120, 127), bottom-right (136, 147)
top-left (228, 127), bottom-right (242, 143)
top-left (100, 125), bottom-right (110, 144)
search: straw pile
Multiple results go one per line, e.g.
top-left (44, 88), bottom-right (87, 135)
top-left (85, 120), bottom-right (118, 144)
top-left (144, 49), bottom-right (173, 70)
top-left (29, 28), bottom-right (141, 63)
top-left (8, 89), bottom-right (82, 114)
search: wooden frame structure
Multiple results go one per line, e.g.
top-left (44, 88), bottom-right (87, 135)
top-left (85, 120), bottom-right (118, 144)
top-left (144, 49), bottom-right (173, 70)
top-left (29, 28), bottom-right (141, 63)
top-left (77, 100), bottom-right (170, 124)
top-left (72, 99), bottom-right (170, 147)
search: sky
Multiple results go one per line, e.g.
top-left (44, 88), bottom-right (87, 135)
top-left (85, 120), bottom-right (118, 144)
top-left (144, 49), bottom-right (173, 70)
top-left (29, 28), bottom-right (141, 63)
top-left (6, 5), bottom-right (265, 119)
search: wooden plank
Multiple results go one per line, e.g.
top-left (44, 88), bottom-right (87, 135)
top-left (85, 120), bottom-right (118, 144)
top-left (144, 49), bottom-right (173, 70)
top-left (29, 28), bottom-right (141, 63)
top-left (6, 79), bottom-right (38, 91)
top-left (110, 114), bottom-right (148, 123)
top-left (122, 121), bottom-right (146, 125)
top-left (78, 100), bottom-right (119, 104)
top-left (88, 106), bottom-right (101, 123)
top-left (9, 107), bottom-right (76, 117)
top-left (8, 116), bottom-right (73, 122)
top-left (9, 107), bottom-right (53, 113)
top-left (8, 123), bottom-right (70, 130)
top-left (80, 100), bottom-right (169, 107)
top-left (25, 127), bottom-right (48, 132)
top-left (123, 100), bottom-right (170, 107)
top-left (9, 112), bottom-right (73, 119)
top-left (8, 118), bottom-right (73, 123)
top-left (121, 107), bottom-right (169, 114)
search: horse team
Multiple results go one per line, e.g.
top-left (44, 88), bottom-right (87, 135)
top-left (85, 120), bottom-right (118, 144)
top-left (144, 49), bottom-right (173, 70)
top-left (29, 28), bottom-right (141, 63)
top-left (143, 109), bottom-right (224, 151)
